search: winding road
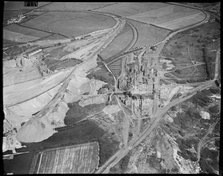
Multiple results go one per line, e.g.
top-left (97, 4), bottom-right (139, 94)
top-left (95, 7), bottom-right (214, 173)
top-left (3, 3), bottom-right (220, 173)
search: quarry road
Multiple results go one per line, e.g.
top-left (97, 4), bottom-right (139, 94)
top-left (92, 18), bottom-right (139, 74)
top-left (95, 9), bottom-right (211, 174)
top-left (105, 21), bottom-right (139, 64)
top-left (96, 79), bottom-right (215, 173)
top-left (166, 2), bottom-right (220, 21)
top-left (107, 47), bottom-right (143, 65)
top-left (5, 68), bottom-right (74, 106)
top-left (4, 13), bottom-right (125, 108)
top-left (197, 118), bottom-right (220, 162)
top-left (214, 48), bottom-right (220, 80)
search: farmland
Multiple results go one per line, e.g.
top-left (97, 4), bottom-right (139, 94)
top-left (127, 5), bottom-right (206, 30)
top-left (40, 2), bottom-right (117, 11)
top-left (31, 142), bottom-right (99, 173)
top-left (94, 2), bottom-right (168, 17)
top-left (100, 23), bottom-right (133, 60)
top-left (3, 2), bottom-right (220, 175)
top-left (3, 2), bottom-right (50, 26)
top-left (94, 3), bottom-right (206, 30)
top-left (3, 39), bottom-right (23, 48)
top-left (127, 19), bottom-right (171, 47)
top-left (3, 9), bottom-right (29, 26)
top-left (21, 11), bottom-right (116, 37)
top-left (4, 2), bottom-right (48, 10)
top-left (161, 21), bottom-right (220, 83)
top-left (3, 29), bottom-right (40, 43)
top-left (4, 23), bottom-right (50, 39)
top-left (90, 19), bottom-right (171, 83)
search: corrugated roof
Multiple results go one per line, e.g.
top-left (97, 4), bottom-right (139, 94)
top-left (29, 142), bottom-right (99, 174)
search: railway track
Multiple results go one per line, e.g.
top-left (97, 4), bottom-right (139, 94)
top-left (95, 8), bottom-right (211, 173)
top-left (96, 79), bottom-right (214, 173)
top-left (91, 19), bottom-right (140, 75)
top-left (4, 13), bottom-right (126, 119)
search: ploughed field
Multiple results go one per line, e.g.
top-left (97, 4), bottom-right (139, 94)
top-left (4, 118), bottom-right (119, 174)
top-left (99, 23), bottom-right (133, 60)
top-left (30, 142), bottom-right (99, 173)
top-left (3, 10), bottom-right (116, 43)
top-left (21, 11), bottom-right (116, 37)
top-left (94, 2), bottom-right (206, 30)
top-left (3, 2), bottom-right (219, 174)
top-left (39, 2), bottom-right (117, 11)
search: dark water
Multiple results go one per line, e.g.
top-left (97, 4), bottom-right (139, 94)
top-left (4, 111), bottom-right (119, 174)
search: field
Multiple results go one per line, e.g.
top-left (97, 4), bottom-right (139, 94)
top-left (100, 23), bottom-right (133, 60)
top-left (3, 2), bottom-right (50, 26)
top-left (4, 23), bottom-right (50, 38)
top-left (3, 2), bottom-right (220, 174)
top-left (164, 65), bottom-right (208, 83)
top-left (108, 59), bottom-right (123, 78)
top-left (88, 69), bottom-right (115, 86)
top-left (40, 2), bottom-right (117, 11)
top-left (31, 142), bottom-right (99, 173)
top-left (36, 33), bottom-right (67, 40)
top-left (4, 2), bottom-right (49, 10)
top-left (3, 9), bottom-right (29, 25)
top-left (98, 19), bottom-right (171, 81)
top-left (161, 21), bottom-right (220, 83)
top-left (21, 11), bottom-right (116, 37)
top-left (94, 3), bottom-right (206, 30)
top-left (127, 5), bottom-right (205, 30)
top-left (89, 19), bottom-right (171, 84)
top-left (4, 67), bottom-right (42, 87)
top-left (94, 2), bottom-right (168, 17)
top-left (3, 39), bottom-right (24, 48)
top-left (4, 118), bottom-right (120, 174)
top-left (3, 29), bottom-right (40, 43)
top-left (127, 19), bottom-right (171, 47)
top-left (4, 69), bottom-right (71, 106)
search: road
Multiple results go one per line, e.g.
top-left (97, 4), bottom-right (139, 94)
top-left (96, 78), bottom-right (214, 173)
top-left (166, 2), bottom-right (220, 21)
top-left (196, 118), bottom-right (219, 162)
top-left (106, 21), bottom-right (139, 64)
top-left (4, 13), bottom-right (126, 124)
top-left (214, 48), bottom-right (220, 80)
top-left (4, 4), bottom-right (219, 172)
top-left (95, 8), bottom-right (211, 173)
top-left (91, 20), bottom-right (139, 74)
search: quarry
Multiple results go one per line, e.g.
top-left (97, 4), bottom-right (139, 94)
top-left (3, 2), bottom-right (220, 175)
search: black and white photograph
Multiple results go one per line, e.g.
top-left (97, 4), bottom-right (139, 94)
top-left (3, 1), bottom-right (220, 174)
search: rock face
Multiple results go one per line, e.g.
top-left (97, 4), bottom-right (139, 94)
top-left (3, 15), bottom-right (126, 152)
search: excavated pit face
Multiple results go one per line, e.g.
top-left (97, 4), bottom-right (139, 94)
top-left (3, 2), bottom-right (220, 175)
top-left (3, 9), bottom-right (126, 153)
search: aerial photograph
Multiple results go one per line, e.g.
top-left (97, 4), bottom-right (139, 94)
top-left (3, 1), bottom-right (220, 174)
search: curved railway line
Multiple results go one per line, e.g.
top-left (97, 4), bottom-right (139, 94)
top-left (3, 4), bottom-right (220, 173)
top-left (95, 8), bottom-right (213, 173)
top-left (4, 13), bottom-right (126, 114)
